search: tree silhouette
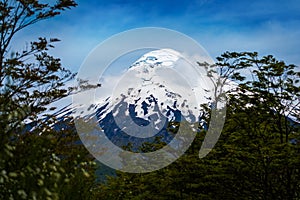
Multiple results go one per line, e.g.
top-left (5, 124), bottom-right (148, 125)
top-left (0, 1), bottom-right (98, 199)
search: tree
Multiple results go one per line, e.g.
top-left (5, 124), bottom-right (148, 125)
top-left (0, 1), bottom-right (97, 199)
top-left (208, 52), bottom-right (300, 199)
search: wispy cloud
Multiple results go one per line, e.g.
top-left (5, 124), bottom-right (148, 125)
top-left (12, 0), bottom-right (300, 73)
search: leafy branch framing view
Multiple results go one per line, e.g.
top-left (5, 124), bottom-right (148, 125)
top-left (0, 0), bottom-right (300, 199)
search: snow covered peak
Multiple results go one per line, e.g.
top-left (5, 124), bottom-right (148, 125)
top-left (75, 48), bottom-right (223, 125)
top-left (94, 48), bottom-right (217, 137)
top-left (130, 49), bottom-right (181, 69)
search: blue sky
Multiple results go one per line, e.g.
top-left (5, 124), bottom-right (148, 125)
top-left (14, 0), bottom-right (300, 72)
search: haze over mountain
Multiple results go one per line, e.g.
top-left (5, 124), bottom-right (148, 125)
top-left (73, 48), bottom-right (223, 150)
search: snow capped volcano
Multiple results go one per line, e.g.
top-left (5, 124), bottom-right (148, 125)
top-left (86, 48), bottom-right (217, 148)
top-left (100, 49), bottom-right (213, 123)
top-left (70, 44), bottom-right (231, 172)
